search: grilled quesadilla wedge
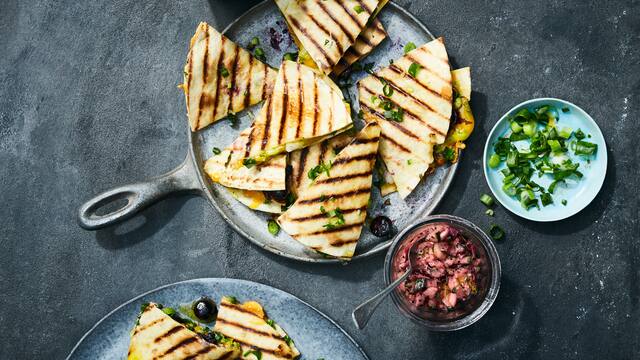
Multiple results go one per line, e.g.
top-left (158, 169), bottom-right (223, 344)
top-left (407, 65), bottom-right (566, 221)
top-left (275, 0), bottom-right (380, 75)
top-left (183, 22), bottom-right (277, 131)
top-left (204, 122), bottom-right (287, 191)
top-left (214, 297), bottom-right (300, 360)
top-left (128, 303), bottom-right (240, 360)
top-left (237, 60), bottom-right (353, 166)
top-left (289, 133), bottom-right (353, 197)
top-left (377, 67), bottom-right (473, 196)
top-left (278, 122), bottom-right (381, 259)
top-left (358, 37), bottom-right (452, 198)
top-left (376, 159), bottom-right (397, 197)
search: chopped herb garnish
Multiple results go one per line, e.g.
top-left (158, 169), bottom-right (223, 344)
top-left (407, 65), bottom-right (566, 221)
top-left (383, 83), bottom-right (393, 97)
top-left (572, 140), bottom-right (598, 156)
top-left (244, 350), bottom-right (263, 360)
top-left (322, 207), bottom-right (345, 230)
top-left (243, 158), bottom-right (257, 168)
top-left (540, 192), bottom-right (553, 206)
top-left (162, 307), bottom-right (176, 316)
top-left (408, 62), bottom-right (421, 77)
top-left (442, 147), bottom-right (455, 161)
top-left (283, 52), bottom-right (298, 61)
top-left (480, 193), bottom-right (494, 207)
top-left (267, 220), bottom-right (280, 236)
top-left (363, 62), bottom-right (375, 74)
top-left (220, 66), bottom-right (230, 77)
top-left (212, 147), bottom-right (221, 155)
top-left (562, 107), bottom-right (570, 113)
top-left (283, 335), bottom-right (294, 347)
top-left (324, 39), bottom-right (330, 46)
top-left (489, 224), bottom-right (505, 240)
top-left (485, 209), bottom-right (495, 216)
top-left (254, 47), bottom-right (266, 61)
top-left (403, 42), bottom-right (417, 54)
top-left (407, 159), bottom-right (413, 165)
top-left (248, 37), bottom-right (260, 50)
top-left (224, 296), bottom-right (239, 304)
top-left (308, 161), bottom-right (332, 180)
top-left (353, 5), bottom-right (364, 13)
top-left (227, 112), bottom-right (238, 127)
top-left (561, 199), bottom-right (567, 206)
top-left (574, 128), bottom-right (586, 140)
top-left (266, 319), bottom-right (276, 328)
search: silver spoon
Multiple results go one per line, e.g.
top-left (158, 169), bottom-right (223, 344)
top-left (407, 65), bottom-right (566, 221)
top-left (352, 242), bottom-right (421, 329)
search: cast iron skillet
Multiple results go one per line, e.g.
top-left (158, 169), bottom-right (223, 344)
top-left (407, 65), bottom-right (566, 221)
top-left (78, 1), bottom-right (459, 263)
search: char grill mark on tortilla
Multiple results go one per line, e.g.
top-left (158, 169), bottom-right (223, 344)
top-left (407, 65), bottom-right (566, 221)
top-left (333, 18), bottom-right (387, 75)
top-left (127, 303), bottom-right (240, 360)
top-left (184, 22), bottom-right (277, 131)
top-left (300, 2), bottom-right (345, 54)
top-left (277, 122), bottom-right (380, 259)
top-left (287, 16), bottom-right (330, 70)
top-left (316, 0), bottom-right (355, 43)
top-left (357, 37), bottom-right (452, 199)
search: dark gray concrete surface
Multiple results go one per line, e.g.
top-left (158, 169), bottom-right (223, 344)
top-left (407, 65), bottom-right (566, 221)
top-left (1, 0), bottom-right (639, 359)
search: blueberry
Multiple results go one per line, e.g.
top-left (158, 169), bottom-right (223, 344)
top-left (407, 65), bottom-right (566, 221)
top-left (370, 216), bottom-right (394, 238)
top-left (264, 190), bottom-right (288, 203)
top-left (192, 297), bottom-right (217, 322)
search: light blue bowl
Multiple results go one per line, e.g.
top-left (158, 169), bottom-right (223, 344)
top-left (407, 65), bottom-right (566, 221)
top-left (483, 98), bottom-right (607, 222)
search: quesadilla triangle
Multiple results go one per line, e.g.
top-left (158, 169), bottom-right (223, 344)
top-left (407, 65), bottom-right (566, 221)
top-left (278, 122), bottom-right (381, 259)
top-left (214, 297), bottom-right (300, 360)
top-left (183, 22), bottom-right (277, 132)
top-left (275, 0), bottom-right (381, 75)
top-left (204, 121), bottom-right (287, 191)
top-left (289, 133), bottom-right (353, 197)
top-left (358, 37), bottom-right (453, 199)
top-left (128, 303), bottom-right (241, 360)
top-left (237, 60), bottom-right (353, 166)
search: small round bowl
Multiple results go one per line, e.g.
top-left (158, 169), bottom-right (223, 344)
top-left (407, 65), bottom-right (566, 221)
top-left (483, 98), bottom-right (607, 222)
top-left (383, 215), bottom-right (501, 331)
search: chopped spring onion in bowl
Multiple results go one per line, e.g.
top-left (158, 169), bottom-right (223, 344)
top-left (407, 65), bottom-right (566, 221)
top-left (483, 98), bottom-right (607, 222)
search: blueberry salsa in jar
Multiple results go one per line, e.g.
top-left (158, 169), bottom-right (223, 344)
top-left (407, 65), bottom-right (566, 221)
top-left (392, 223), bottom-right (487, 314)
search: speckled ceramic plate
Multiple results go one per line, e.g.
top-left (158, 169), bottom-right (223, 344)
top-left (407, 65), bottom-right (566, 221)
top-left (191, 1), bottom-right (458, 262)
top-left (66, 278), bottom-right (368, 360)
top-left (78, 1), bottom-right (458, 263)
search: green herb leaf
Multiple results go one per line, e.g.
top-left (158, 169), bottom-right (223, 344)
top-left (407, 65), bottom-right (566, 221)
top-left (308, 161), bottom-right (332, 180)
top-left (383, 83), bottom-right (393, 97)
top-left (248, 37), bottom-right (260, 50)
top-left (212, 147), bottom-right (221, 155)
top-left (266, 319), bottom-right (276, 328)
top-left (220, 66), bottom-right (230, 77)
top-left (489, 224), bottom-right (505, 240)
top-left (283, 335), bottom-right (294, 347)
top-left (254, 47), bottom-right (265, 61)
top-left (267, 220), bottom-right (280, 236)
top-left (282, 52), bottom-right (298, 61)
top-left (403, 42), bottom-right (417, 54)
top-left (353, 5), bottom-right (364, 13)
top-left (408, 62), bottom-right (421, 77)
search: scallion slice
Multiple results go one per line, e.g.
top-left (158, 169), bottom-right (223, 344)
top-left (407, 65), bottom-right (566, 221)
top-left (267, 220), bottom-right (280, 236)
top-left (573, 141), bottom-right (597, 156)
top-left (480, 193), bottom-right (494, 207)
top-left (488, 153), bottom-right (501, 168)
top-left (489, 225), bottom-right (505, 240)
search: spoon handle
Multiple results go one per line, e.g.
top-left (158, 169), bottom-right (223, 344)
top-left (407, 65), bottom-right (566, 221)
top-left (352, 269), bottom-right (411, 330)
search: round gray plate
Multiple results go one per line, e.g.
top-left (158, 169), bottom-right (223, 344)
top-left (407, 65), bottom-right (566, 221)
top-left (66, 278), bottom-right (368, 359)
top-left (191, 1), bottom-right (459, 262)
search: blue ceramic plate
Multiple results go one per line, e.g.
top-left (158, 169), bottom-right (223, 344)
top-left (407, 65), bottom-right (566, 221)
top-left (483, 98), bottom-right (607, 222)
top-left (66, 278), bottom-right (368, 360)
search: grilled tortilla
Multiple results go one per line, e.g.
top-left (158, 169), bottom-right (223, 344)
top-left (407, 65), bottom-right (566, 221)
top-left (238, 60), bottom-right (353, 165)
top-left (289, 133), bottom-right (353, 197)
top-left (275, 0), bottom-right (380, 75)
top-left (278, 122), bottom-right (380, 259)
top-left (128, 303), bottom-right (240, 360)
top-left (183, 22), bottom-right (277, 131)
top-left (204, 120), bottom-right (287, 191)
top-left (358, 37), bottom-right (452, 199)
top-left (226, 188), bottom-right (284, 214)
top-left (332, 18), bottom-right (387, 75)
top-left (214, 297), bottom-right (300, 360)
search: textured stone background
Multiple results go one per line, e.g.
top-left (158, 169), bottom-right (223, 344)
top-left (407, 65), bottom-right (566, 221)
top-left (1, 0), bottom-right (638, 359)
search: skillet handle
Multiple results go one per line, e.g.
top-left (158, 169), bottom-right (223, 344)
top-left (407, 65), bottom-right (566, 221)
top-left (78, 155), bottom-right (202, 230)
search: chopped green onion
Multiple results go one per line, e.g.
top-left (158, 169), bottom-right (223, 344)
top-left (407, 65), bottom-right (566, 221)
top-left (480, 193), bottom-right (494, 207)
top-left (408, 62), bottom-right (421, 77)
top-left (248, 37), bottom-right (260, 50)
top-left (510, 121), bottom-right (523, 133)
top-left (227, 113), bottom-right (238, 127)
top-left (254, 47), bottom-right (265, 61)
top-left (212, 147), bottom-right (221, 155)
top-left (558, 127), bottom-right (573, 139)
top-left (547, 139), bottom-right (563, 152)
top-left (561, 199), bottom-right (567, 206)
top-left (220, 66), bottom-right (230, 77)
top-left (488, 153), bottom-right (501, 168)
top-left (383, 83), bottom-right (393, 97)
top-left (485, 209), bottom-right (494, 216)
top-left (502, 183), bottom-right (517, 196)
top-left (403, 42), bottom-right (416, 54)
top-left (562, 107), bottom-right (570, 113)
top-left (243, 158), bottom-right (257, 168)
top-left (243, 350), bottom-right (262, 360)
top-left (282, 52), bottom-right (298, 61)
top-left (489, 225), bottom-right (504, 240)
top-left (540, 192), bottom-right (553, 206)
top-left (519, 189), bottom-right (537, 209)
top-left (267, 220), bottom-right (280, 236)
top-left (506, 150), bottom-right (519, 168)
top-left (353, 5), bottom-right (364, 13)
top-left (573, 141), bottom-right (598, 156)
top-left (574, 128), bottom-right (586, 140)
top-left (522, 121), bottom-right (536, 137)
